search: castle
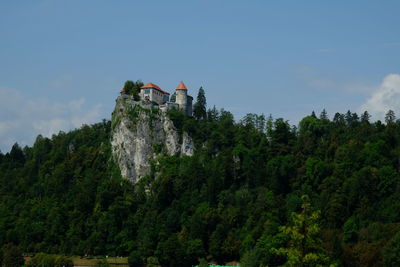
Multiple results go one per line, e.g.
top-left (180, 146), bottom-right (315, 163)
top-left (121, 81), bottom-right (193, 116)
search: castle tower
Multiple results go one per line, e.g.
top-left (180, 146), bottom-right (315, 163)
top-left (175, 81), bottom-right (188, 113)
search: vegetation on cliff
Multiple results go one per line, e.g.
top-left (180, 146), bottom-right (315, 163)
top-left (1, 104), bottom-right (400, 266)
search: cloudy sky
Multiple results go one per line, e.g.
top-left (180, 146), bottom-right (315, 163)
top-left (1, 1), bottom-right (400, 152)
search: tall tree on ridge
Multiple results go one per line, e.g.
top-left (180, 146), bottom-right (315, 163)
top-left (320, 109), bottom-right (328, 120)
top-left (385, 110), bottom-right (396, 124)
top-left (123, 80), bottom-right (143, 101)
top-left (361, 111), bottom-right (371, 123)
top-left (193, 87), bottom-right (207, 120)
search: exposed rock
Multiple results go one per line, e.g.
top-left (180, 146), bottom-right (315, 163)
top-left (111, 95), bottom-right (194, 183)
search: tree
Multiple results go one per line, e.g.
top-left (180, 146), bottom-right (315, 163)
top-left (207, 105), bottom-right (219, 121)
top-left (27, 253), bottom-right (56, 267)
top-left (385, 110), bottom-right (396, 124)
top-left (320, 109), bottom-right (328, 120)
top-left (55, 256), bottom-right (73, 267)
top-left (333, 112), bottom-right (345, 125)
top-left (311, 111), bottom-right (317, 118)
top-left (382, 231), bottom-right (400, 267)
top-left (128, 251), bottom-right (143, 267)
top-left (9, 143), bottom-right (25, 167)
top-left (122, 80), bottom-right (143, 100)
top-left (342, 217), bottom-right (358, 244)
top-left (345, 110), bottom-right (353, 125)
top-left (2, 244), bottom-right (24, 267)
top-left (275, 195), bottom-right (335, 266)
top-left (198, 258), bottom-right (208, 267)
top-left (146, 256), bottom-right (160, 267)
top-left (361, 111), bottom-right (371, 123)
top-left (193, 87), bottom-right (207, 120)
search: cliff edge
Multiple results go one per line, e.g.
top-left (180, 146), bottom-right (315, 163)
top-left (111, 95), bottom-right (194, 183)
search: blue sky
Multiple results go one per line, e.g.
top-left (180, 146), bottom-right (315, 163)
top-left (1, 1), bottom-right (400, 152)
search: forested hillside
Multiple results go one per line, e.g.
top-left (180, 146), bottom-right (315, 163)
top-left (1, 108), bottom-right (400, 266)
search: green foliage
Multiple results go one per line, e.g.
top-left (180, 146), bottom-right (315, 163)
top-left (146, 256), bottom-right (160, 267)
top-left (128, 251), bottom-right (143, 267)
top-left (2, 244), bottom-right (24, 267)
top-left (96, 258), bottom-right (110, 267)
top-left (55, 256), bottom-right (73, 267)
top-left (122, 80), bottom-right (143, 100)
top-left (1, 108), bottom-right (400, 266)
top-left (382, 231), bottom-right (400, 267)
top-left (274, 195), bottom-right (334, 266)
top-left (343, 217), bottom-right (358, 244)
top-left (27, 253), bottom-right (73, 267)
top-left (193, 87), bottom-right (207, 120)
top-left (198, 258), bottom-right (208, 267)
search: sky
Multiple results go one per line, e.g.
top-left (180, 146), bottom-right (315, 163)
top-left (1, 0), bottom-right (400, 152)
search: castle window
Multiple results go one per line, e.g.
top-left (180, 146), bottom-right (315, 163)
top-left (144, 89), bottom-right (150, 94)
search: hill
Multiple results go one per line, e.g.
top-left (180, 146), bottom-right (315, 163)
top-left (1, 97), bottom-right (400, 266)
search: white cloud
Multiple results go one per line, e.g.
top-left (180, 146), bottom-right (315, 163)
top-left (359, 74), bottom-right (400, 121)
top-left (0, 86), bottom-right (102, 152)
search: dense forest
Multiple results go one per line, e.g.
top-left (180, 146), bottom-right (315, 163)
top-left (1, 92), bottom-right (400, 266)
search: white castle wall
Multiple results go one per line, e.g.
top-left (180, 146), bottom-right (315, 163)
top-left (141, 88), bottom-right (168, 104)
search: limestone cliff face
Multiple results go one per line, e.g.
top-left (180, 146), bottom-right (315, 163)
top-left (111, 95), bottom-right (194, 183)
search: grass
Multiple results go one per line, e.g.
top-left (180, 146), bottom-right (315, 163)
top-left (72, 257), bottom-right (128, 266)
top-left (24, 256), bottom-right (128, 266)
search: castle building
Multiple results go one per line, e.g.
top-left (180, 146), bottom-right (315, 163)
top-left (135, 81), bottom-right (193, 116)
top-left (139, 83), bottom-right (170, 104)
top-left (175, 81), bottom-right (193, 116)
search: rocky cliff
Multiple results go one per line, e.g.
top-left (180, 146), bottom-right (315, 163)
top-left (111, 95), bottom-right (194, 183)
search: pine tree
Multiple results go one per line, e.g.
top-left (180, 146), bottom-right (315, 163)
top-left (361, 111), bottom-right (371, 123)
top-left (319, 109), bottom-right (328, 120)
top-left (385, 110), bottom-right (396, 124)
top-left (193, 87), bottom-right (207, 120)
top-left (311, 111), bottom-right (317, 118)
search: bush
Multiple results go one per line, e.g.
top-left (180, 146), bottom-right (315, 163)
top-left (96, 258), bottom-right (110, 267)
top-left (27, 253), bottom-right (73, 267)
top-left (2, 244), bottom-right (24, 267)
top-left (128, 251), bottom-right (143, 267)
top-left (382, 232), bottom-right (400, 267)
top-left (55, 256), bottom-right (73, 267)
top-left (198, 258), bottom-right (208, 267)
top-left (146, 256), bottom-right (160, 267)
top-left (27, 253), bottom-right (56, 267)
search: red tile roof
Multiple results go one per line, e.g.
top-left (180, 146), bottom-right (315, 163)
top-left (176, 81), bottom-right (188, 90)
top-left (141, 83), bottom-right (170, 95)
